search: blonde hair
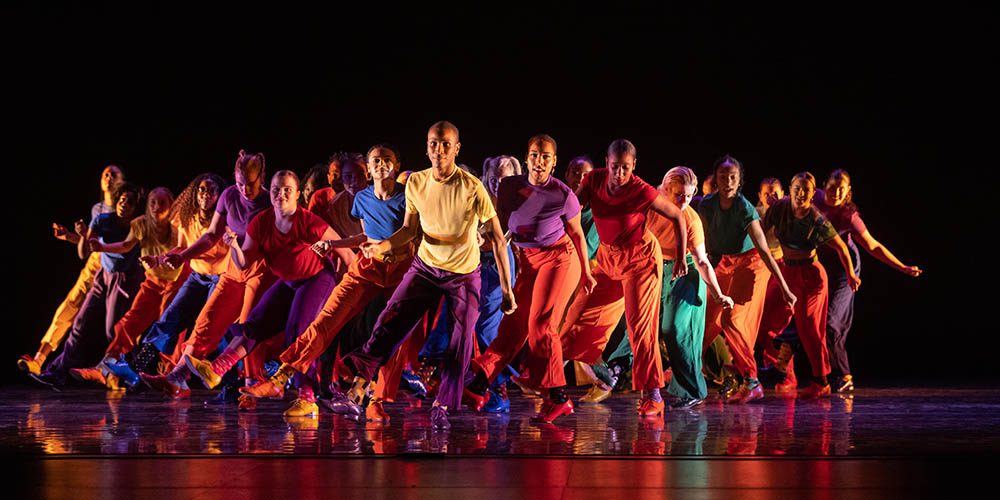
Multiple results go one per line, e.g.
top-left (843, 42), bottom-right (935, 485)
top-left (143, 186), bottom-right (174, 246)
top-left (662, 166), bottom-right (698, 188)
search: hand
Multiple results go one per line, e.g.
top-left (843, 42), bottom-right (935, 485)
top-left (52, 222), bottom-right (70, 241)
top-left (848, 274), bottom-right (861, 292)
top-left (582, 272), bottom-right (598, 295)
top-left (671, 259), bottom-right (688, 280)
top-left (310, 240), bottom-right (332, 257)
top-left (902, 265), bottom-right (922, 277)
top-left (73, 219), bottom-right (87, 236)
top-left (476, 231), bottom-right (485, 247)
top-left (501, 289), bottom-right (517, 315)
top-left (222, 230), bottom-right (239, 249)
top-left (360, 239), bottom-right (387, 260)
top-left (782, 288), bottom-right (797, 309)
top-left (716, 294), bottom-right (735, 310)
top-left (162, 253), bottom-right (184, 270)
top-left (87, 237), bottom-right (103, 253)
top-left (139, 255), bottom-right (162, 269)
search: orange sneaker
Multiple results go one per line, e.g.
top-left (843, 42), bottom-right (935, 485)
top-left (799, 382), bottom-right (832, 398)
top-left (238, 394), bottom-right (258, 411)
top-left (775, 359), bottom-right (798, 392)
top-left (366, 399), bottom-right (390, 423)
top-left (637, 398), bottom-right (665, 416)
top-left (69, 368), bottom-right (107, 386)
top-left (239, 379), bottom-right (284, 399)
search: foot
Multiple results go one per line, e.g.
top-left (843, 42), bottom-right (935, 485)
top-left (237, 394), bottom-right (258, 411)
top-left (835, 375), bottom-right (854, 393)
top-left (17, 355), bottom-right (42, 375)
top-left (510, 375), bottom-right (540, 397)
top-left (29, 371), bottom-right (64, 391)
top-left (718, 374), bottom-right (740, 399)
top-left (140, 373), bottom-right (191, 399)
top-left (462, 387), bottom-right (489, 412)
top-left (366, 399), bottom-right (390, 423)
top-left (400, 369), bottom-right (428, 397)
top-left (482, 389), bottom-right (510, 413)
top-left (319, 386), bottom-right (363, 416)
top-left (206, 383), bottom-right (240, 406)
top-left (670, 397), bottom-right (705, 409)
top-left (184, 354), bottom-right (222, 390)
top-left (103, 358), bottom-right (140, 387)
top-left (637, 398), bottom-right (665, 416)
top-left (579, 384), bottom-right (612, 404)
top-left (735, 383), bottom-right (764, 404)
top-left (430, 405), bottom-right (450, 430)
top-left (800, 382), bottom-right (832, 398)
top-left (69, 367), bottom-right (107, 387)
top-left (531, 399), bottom-right (574, 423)
top-left (283, 398), bottom-right (319, 417)
top-left (239, 379), bottom-right (285, 399)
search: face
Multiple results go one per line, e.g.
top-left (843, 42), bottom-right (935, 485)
top-left (702, 176), bottom-right (714, 196)
top-left (825, 177), bottom-right (851, 207)
top-left (758, 182), bottom-right (784, 207)
top-left (526, 140), bottom-right (557, 185)
top-left (303, 176), bottom-right (321, 205)
top-left (565, 160), bottom-right (594, 191)
top-left (327, 162), bottom-right (343, 191)
top-left (663, 181), bottom-right (696, 210)
top-left (790, 178), bottom-right (815, 208)
top-left (427, 127), bottom-right (461, 174)
top-left (197, 179), bottom-right (220, 212)
top-left (100, 166), bottom-right (124, 193)
top-left (148, 191), bottom-right (172, 221)
top-left (270, 175), bottom-right (299, 211)
top-left (234, 168), bottom-right (263, 201)
top-left (605, 152), bottom-right (636, 190)
top-left (341, 161), bottom-right (368, 195)
top-left (367, 147), bottom-right (398, 182)
top-left (115, 191), bottom-right (138, 219)
top-left (715, 165), bottom-right (741, 199)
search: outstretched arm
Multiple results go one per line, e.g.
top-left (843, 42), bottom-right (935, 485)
top-left (316, 226), bottom-right (356, 267)
top-left (691, 243), bottom-right (733, 309)
top-left (748, 219), bottom-right (796, 308)
top-left (855, 230), bottom-right (922, 277)
top-left (163, 211), bottom-right (226, 269)
top-left (649, 195), bottom-right (688, 280)
top-left (360, 211), bottom-right (421, 259)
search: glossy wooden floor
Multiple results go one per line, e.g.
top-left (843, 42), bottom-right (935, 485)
top-left (7, 385), bottom-right (1000, 498)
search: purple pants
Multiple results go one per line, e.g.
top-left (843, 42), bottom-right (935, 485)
top-left (344, 256), bottom-right (481, 408)
top-left (230, 266), bottom-right (337, 385)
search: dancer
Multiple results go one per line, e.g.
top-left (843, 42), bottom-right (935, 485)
top-left (758, 172), bottom-right (860, 397)
top-left (142, 150), bottom-right (276, 405)
top-left (301, 163), bottom-right (330, 208)
top-left (756, 178), bottom-right (785, 261)
top-left (19, 165), bottom-right (124, 374)
top-left (699, 155), bottom-right (795, 404)
top-left (646, 167), bottom-right (734, 408)
top-left (560, 139), bottom-right (689, 417)
top-left (103, 174), bottom-right (229, 386)
top-left (342, 121), bottom-right (514, 429)
top-left (307, 152), bottom-right (357, 223)
top-left (466, 135), bottom-right (593, 423)
top-left (815, 169), bottom-right (920, 392)
top-left (239, 144), bottom-right (417, 421)
top-left (29, 183), bottom-right (144, 390)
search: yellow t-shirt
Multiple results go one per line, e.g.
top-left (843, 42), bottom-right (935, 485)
top-left (405, 167), bottom-right (497, 274)
top-left (647, 205), bottom-right (705, 261)
top-left (131, 217), bottom-right (184, 281)
top-left (177, 217), bottom-right (230, 276)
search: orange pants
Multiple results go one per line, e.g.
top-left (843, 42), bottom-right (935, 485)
top-left (560, 230), bottom-right (664, 390)
top-left (40, 252), bottom-right (103, 351)
top-left (105, 268), bottom-right (190, 358)
top-left (182, 256), bottom-right (276, 378)
top-left (474, 234), bottom-right (581, 389)
top-left (702, 249), bottom-right (770, 380)
top-left (280, 247), bottom-right (415, 400)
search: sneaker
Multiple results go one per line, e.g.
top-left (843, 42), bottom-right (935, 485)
top-left (206, 383), bottom-right (240, 406)
top-left (239, 379), bottom-right (285, 399)
top-left (775, 358), bottom-right (798, 392)
top-left (69, 367), bottom-right (107, 387)
top-left (140, 373), bottom-right (191, 399)
top-left (103, 358), bottom-right (140, 387)
top-left (430, 405), bottom-right (450, 430)
top-left (531, 399), bottom-right (574, 423)
top-left (401, 369), bottom-right (428, 397)
top-left (366, 399), bottom-right (390, 423)
top-left (482, 389), bottom-right (510, 413)
top-left (637, 398), bottom-right (665, 416)
top-left (800, 382), bottom-right (832, 398)
top-left (579, 385), bottom-right (612, 404)
top-left (17, 355), bottom-right (42, 375)
top-left (184, 354), bottom-right (222, 390)
top-left (238, 394), bottom-right (258, 411)
top-left (104, 373), bottom-right (124, 392)
top-left (836, 375), bottom-right (854, 393)
top-left (462, 387), bottom-right (489, 412)
top-left (29, 371), bottom-right (64, 391)
top-left (733, 382), bottom-right (764, 404)
top-left (283, 398), bottom-right (319, 417)
top-left (671, 397), bottom-right (704, 409)
top-left (319, 386), bottom-right (363, 416)
top-left (718, 373), bottom-right (740, 399)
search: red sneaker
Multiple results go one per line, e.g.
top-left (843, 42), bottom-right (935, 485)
top-left (462, 387), bottom-right (489, 412)
top-left (531, 399), bottom-right (574, 423)
top-left (637, 398), bottom-right (665, 416)
top-left (775, 359), bottom-right (797, 392)
top-left (140, 373), bottom-right (191, 399)
top-left (799, 382), bottom-right (832, 398)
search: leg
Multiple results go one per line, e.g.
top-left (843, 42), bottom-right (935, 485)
top-left (559, 268), bottom-right (625, 364)
top-left (524, 241), bottom-right (581, 389)
top-left (106, 274), bottom-right (168, 358)
top-left (39, 271), bottom-right (113, 382)
top-left (823, 261), bottom-right (855, 379)
top-left (663, 255), bottom-right (709, 400)
top-left (38, 252), bottom-right (103, 355)
top-left (719, 254), bottom-right (770, 381)
top-left (437, 267), bottom-right (481, 409)
top-left (792, 263), bottom-right (831, 379)
top-left (621, 236), bottom-right (664, 391)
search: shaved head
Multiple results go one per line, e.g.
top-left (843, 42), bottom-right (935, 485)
top-left (428, 120), bottom-right (459, 141)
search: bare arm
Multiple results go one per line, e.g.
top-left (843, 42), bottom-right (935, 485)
top-left (825, 235), bottom-right (862, 291)
top-left (53, 222), bottom-right (82, 244)
top-left (360, 211), bottom-right (421, 258)
top-left (164, 211), bottom-right (226, 269)
top-left (690, 243), bottom-right (733, 308)
top-left (228, 231), bottom-right (256, 271)
top-left (855, 230), bottom-right (922, 277)
top-left (748, 219), bottom-right (796, 308)
top-left (90, 228), bottom-right (139, 254)
top-left (564, 214), bottom-right (597, 294)
top-left (649, 195), bottom-right (688, 279)
top-left (318, 226), bottom-right (356, 267)
top-left (76, 224), bottom-right (92, 261)
top-left (484, 215), bottom-right (516, 314)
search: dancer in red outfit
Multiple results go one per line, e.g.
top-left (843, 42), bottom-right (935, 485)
top-left (560, 139), bottom-right (688, 417)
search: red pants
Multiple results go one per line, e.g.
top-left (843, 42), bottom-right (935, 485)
top-left (280, 247), bottom-right (415, 400)
top-left (474, 234), bottom-right (582, 389)
top-left (702, 249), bottom-right (770, 380)
top-left (182, 257), bottom-right (276, 378)
top-left (757, 260), bottom-right (831, 378)
top-left (560, 230), bottom-right (664, 390)
top-left (106, 269), bottom-right (190, 358)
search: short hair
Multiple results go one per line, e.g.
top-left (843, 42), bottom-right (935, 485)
top-left (366, 143), bottom-right (402, 166)
top-left (607, 139), bottom-right (637, 158)
top-left (568, 155), bottom-right (593, 168)
top-left (272, 170), bottom-right (301, 190)
top-left (429, 120), bottom-right (459, 140)
top-left (711, 154), bottom-right (744, 191)
top-left (528, 134), bottom-right (557, 153)
top-left (663, 166), bottom-right (698, 188)
top-left (760, 177), bottom-right (782, 190)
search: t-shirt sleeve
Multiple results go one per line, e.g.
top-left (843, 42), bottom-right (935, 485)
top-left (216, 188), bottom-right (230, 216)
top-left (639, 182), bottom-right (659, 211)
top-left (850, 212), bottom-right (868, 238)
top-left (350, 193), bottom-right (364, 221)
top-left (473, 181), bottom-right (497, 223)
top-left (760, 199), bottom-right (780, 231)
top-left (686, 208), bottom-right (705, 250)
top-left (811, 213), bottom-right (839, 247)
top-left (741, 196), bottom-right (762, 229)
top-left (130, 218), bottom-right (145, 243)
top-left (404, 179), bottom-right (420, 214)
top-left (304, 209), bottom-right (331, 242)
top-left (562, 188), bottom-right (582, 222)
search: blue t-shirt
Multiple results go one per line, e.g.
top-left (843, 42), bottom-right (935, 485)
top-left (90, 213), bottom-right (140, 273)
top-left (351, 183), bottom-right (407, 241)
top-left (697, 192), bottom-right (761, 256)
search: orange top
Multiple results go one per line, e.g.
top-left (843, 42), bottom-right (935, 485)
top-left (646, 205), bottom-right (704, 261)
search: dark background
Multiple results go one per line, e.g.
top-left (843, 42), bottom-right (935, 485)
top-left (6, 4), bottom-right (992, 385)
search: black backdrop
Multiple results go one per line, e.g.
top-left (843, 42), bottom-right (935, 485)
top-left (6, 4), bottom-right (992, 385)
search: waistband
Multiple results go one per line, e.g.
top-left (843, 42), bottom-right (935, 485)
top-left (662, 253), bottom-right (696, 265)
top-left (599, 231), bottom-right (652, 252)
top-left (372, 242), bottom-right (415, 264)
top-left (782, 255), bottom-right (818, 266)
top-left (519, 233), bottom-right (573, 255)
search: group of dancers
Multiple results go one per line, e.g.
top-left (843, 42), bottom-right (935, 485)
top-left (21, 121), bottom-right (922, 429)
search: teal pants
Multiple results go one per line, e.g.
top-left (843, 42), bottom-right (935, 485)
top-left (662, 254), bottom-right (708, 400)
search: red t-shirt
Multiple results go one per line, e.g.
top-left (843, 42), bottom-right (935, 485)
top-left (307, 187), bottom-right (337, 227)
top-left (583, 168), bottom-right (659, 247)
top-left (247, 208), bottom-right (329, 281)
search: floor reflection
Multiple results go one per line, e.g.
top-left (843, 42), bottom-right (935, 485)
top-left (6, 387), bottom-right (1000, 456)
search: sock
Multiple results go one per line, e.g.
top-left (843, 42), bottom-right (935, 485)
top-left (298, 385), bottom-right (316, 403)
top-left (549, 387), bottom-right (568, 404)
top-left (268, 363), bottom-right (296, 389)
top-left (211, 343), bottom-right (249, 376)
top-left (645, 388), bottom-right (662, 403)
top-left (350, 376), bottom-right (370, 405)
top-left (746, 378), bottom-right (760, 389)
top-left (166, 363), bottom-right (189, 385)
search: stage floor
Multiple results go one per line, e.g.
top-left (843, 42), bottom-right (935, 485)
top-left (4, 386), bottom-right (1000, 457)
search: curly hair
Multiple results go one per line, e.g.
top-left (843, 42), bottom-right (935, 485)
top-left (170, 173), bottom-right (228, 230)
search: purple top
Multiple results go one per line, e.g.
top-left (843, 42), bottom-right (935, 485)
top-left (497, 174), bottom-right (581, 248)
top-left (215, 185), bottom-right (271, 244)
top-left (814, 189), bottom-right (868, 244)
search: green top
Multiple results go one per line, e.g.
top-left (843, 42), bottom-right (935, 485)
top-left (580, 207), bottom-right (600, 261)
top-left (697, 193), bottom-right (760, 256)
top-left (762, 198), bottom-right (838, 251)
